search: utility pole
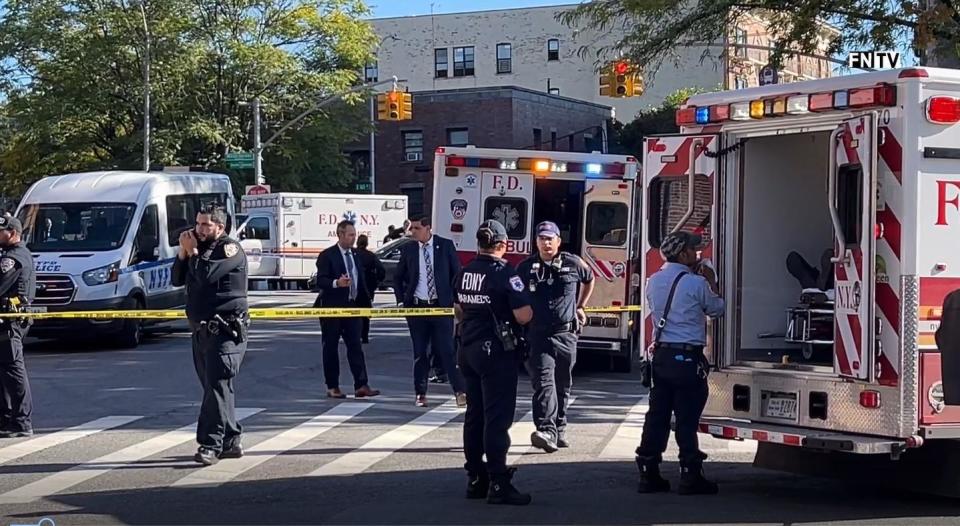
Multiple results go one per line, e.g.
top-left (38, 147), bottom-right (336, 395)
top-left (253, 98), bottom-right (263, 185)
top-left (138, 1), bottom-right (150, 171)
top-left (369, 96), bottom-right (376, 193)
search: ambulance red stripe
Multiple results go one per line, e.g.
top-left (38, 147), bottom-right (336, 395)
top-left (876, 208), bottom-right (902, 260)
top-left (877, 126), bottom-right (903, 184)
top-left (876, 283), bottom-right (901, 336)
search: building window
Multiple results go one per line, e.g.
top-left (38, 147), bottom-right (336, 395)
top-left (496, 43), bottom-right (512, 74)
top-left (402, 131), bottom-right (423, 162)
top-left (435, 48), bottom-right (448, 78)
top-left (453, 46), bottom-right (475, 77)
top-left (447, 128), bottom-right (469, 147)
top-left (548, 87), bottom-right (560, 95)
top-left (547, 39), bottom-right (559, 61)
top-left (583, 133), bottom-right (594, 152)
top-left (364, 61), bottom-right (378, 83)
top-left (567, 135), bottom-right (574, 151)
top-left (533, 128), bottom-right (542, 148)
top-left (401, 185), bottom-right (425, 217)
top-left (734, 27), bottom-right (747, 58)
top-left (734, 76), bottom-right (748, 89)
top-left (550, 131), bottom-right (557, 151)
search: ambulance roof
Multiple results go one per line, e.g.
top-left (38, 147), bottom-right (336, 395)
top-left (438, 145), bottom-right (636, 163)
top-left (684, 67), bottom-right (960, 108)
top-left (240, 192), bottom-right (407, 201)
top-left (23, 170), bottom-right (232, 204)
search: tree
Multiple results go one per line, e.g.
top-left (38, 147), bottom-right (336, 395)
top-left (0, 0), bottom-right (376, 197)
top-left (559, 1), bottom-right (960, 80)
top-left (611, 86), bottom-right (713, 157)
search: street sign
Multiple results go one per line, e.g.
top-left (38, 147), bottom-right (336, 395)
top-left (354, 181), bottom-right (372, 193)
top-left (226, 152), bottom-right (255, 169)
top-left (245, 184), bottom-right (271, 196)
top-left (759, 65), bottom-right (778, 86)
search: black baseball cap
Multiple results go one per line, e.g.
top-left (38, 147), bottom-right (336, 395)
top-left (478, 219), bottom-right (508, 243)
top-left (0, 216), bottom-right (22, 234)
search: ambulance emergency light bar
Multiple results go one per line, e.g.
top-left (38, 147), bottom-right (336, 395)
top-left (676, 83), bottom-right (897, 126)
top-left (438, 149), bottom-right (631, 176)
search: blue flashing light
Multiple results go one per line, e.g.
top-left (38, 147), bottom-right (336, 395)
top-left (586, 163), bottom-right (603, 174)
top-left (695, 107), bottom-right (710, 124)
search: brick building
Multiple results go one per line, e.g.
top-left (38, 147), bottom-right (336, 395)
top-left (364, 86), bottom-right (612, 217)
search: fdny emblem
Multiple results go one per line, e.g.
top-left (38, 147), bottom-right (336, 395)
top-left (509, 276), bottom-right (524, 292)
top-left (450, 199), bottom-right (468, 220)
top-left (341, 210), bottom-right (357, 224)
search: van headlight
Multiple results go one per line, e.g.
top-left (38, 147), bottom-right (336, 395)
top-left (82, 261), bottom-right (121, 286)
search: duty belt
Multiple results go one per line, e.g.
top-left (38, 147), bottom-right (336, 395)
top-left (655, 342), bottom-right (704, 353)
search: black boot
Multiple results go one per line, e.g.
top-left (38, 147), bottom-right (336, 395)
top-left (487, 468), bottom-right (532, 506)
top-left (678, 463), bottom-right (718, 495)
top-left (635, 457), bottom-right (670, 493)
top-left (466, 471), bottom-right (489, 499)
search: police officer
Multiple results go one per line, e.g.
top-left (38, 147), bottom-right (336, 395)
top-left (171, 205), bottom-right (250, 466)
top-left (455, 219), bottom-right (533, 505)
top-left (518, 221), bottom-right (594, 453)
top-left (635, 231), bottom-right (724, 495)
top-left (0, 216), bottom-right (35, 438)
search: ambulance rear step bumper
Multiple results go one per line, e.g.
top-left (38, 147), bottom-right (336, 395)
top-left (699, 417), bottom-right (909, 455)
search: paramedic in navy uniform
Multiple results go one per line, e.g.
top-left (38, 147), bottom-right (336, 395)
top-left (517, 221), bottom-right (594, 453)
top-left (635, 231), bottom-right (724, 495)
top-left (454, 219), bottom-right (533, 506)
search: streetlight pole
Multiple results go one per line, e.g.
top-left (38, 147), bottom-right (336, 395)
top-left (138, 1), bottom-right (150, 171)
top-left (253, 98), bottom-right (263, 185)
top-left (369, 95), bottom-right (376, 193)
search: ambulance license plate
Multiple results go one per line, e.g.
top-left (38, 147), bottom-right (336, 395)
top-left (764, 396), bottom-right (798, 420)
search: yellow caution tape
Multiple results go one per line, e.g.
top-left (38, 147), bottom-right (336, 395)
top-left (0, 304), bottom-right (641, 320)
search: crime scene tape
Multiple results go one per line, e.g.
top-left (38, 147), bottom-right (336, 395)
top-left (0, 305), bottom-right (641, 320)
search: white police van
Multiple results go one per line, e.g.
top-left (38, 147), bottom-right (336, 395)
top-left (15, 170), bottom-right (236, 348)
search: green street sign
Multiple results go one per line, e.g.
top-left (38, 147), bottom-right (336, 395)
top-left (354, 181), bottom-right (372, 193)
top-left (226, 152), bottom-right (254, 162)
top-left (228, 160), bottom-right (254, 169)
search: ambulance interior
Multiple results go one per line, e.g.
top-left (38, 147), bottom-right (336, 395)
top-left (735, 131), bottom-right (838, 368)
top-left (532, 178), bottom-right (584, 254)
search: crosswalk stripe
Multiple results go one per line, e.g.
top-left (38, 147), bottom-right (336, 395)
top-left (0, 408), bottom-right (264, 504)
top-left (507, 396), bottom-right (576, 464)
top-left (309, 399), bottom-right (461, 477)
top-left (0, 415), bottom-right (142, 466)
top-left (599, 396), bottom-right (647, 459)
top-left (172, 403), bottom-right (373, 487)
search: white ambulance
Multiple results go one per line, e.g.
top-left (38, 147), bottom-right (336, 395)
top-left (651, 66), bottom-right (960, 487)
top-left (432, 146), bottom-right (641, 371)
top-left (237, 192), bottom-right (407, 286)
top-left (15, 170), bottom-right (236, 348)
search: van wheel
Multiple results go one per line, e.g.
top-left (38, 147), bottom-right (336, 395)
top-left (115, 298), bottom-right (144, 349)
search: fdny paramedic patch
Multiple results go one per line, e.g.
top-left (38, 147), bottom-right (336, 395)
top-left (0, 257), bottom-right (13, 273)
top-left (224, 243), bottom-right (240, 258)
top-left (509, 275), bottom-right (524, 292)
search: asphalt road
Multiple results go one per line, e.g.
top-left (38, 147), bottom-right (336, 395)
top-left (0, 291), bottom-right (959, 525)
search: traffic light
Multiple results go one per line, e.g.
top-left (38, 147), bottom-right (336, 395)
top-left (614, 60), bottom-right (630, 96)
top-left (377, 92), bottom-right (390, 120)
top-left (376, 89), bottom-right (412, 121)
top-left (599, 60), bottom-right (644, 98)
top-left (401, 92), bottom-right (412, 120)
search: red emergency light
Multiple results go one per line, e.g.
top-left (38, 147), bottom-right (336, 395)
top-left (709, 105), bottom-right (730, 122)
top-left (808, 92), bottom-right (833, 112)
top-left (848, 83), bottom-right (896, 108)
top-left (676, 107), bottom-right (697, 126)
top-left (926, 96), bottom-right (960, 124)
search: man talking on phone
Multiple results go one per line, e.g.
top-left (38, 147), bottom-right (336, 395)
top-left (635, 231), bottom-right (724, 495)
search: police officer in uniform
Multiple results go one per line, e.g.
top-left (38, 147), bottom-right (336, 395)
top-left (635, 231), bottom-right (723, 495)
top-left (455, 220), bottom-right (533, 505)
top-left (0, 216), bottom-right (35, 438)
top-left (171, 205), bottom-right (250, 466)
top-left (518, 221), bottom-right (594, 452)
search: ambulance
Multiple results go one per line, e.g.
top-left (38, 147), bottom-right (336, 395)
top-left (237, 192), bottom-right (407, 287)
top-left (432, 146), bottom-right (641, 371)
top-left (649, 66), bottom-right (960, 487)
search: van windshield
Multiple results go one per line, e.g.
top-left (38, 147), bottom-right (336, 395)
top-left (18, 203), bottom-right (137, 252)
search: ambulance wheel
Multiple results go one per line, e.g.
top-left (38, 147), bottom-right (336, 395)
top-left (115, 298), bottom-right (144, 349)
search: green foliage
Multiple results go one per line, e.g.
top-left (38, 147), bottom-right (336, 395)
top-left (612, 86), bottom-right (718, 157)
top-left (0, 0), bottom-right (377, 197)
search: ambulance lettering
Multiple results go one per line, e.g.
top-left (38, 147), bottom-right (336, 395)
top-left (836, 281), bottom-right (862, 311)
top-left (935, 180), bottom-right (960, 226)
top-left (319, 214), bottom-right (339, 225)
top-left (491, 175), bottom-right (522, 191)
top-left (506, 240), bottom-right (531, 254)
top-left (358, 214), bottom-right (380, 226)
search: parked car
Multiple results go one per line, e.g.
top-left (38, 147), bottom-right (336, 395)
top-left (375, 236), bottom-right (413, 291)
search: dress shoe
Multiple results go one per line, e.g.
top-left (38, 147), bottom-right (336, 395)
top-left (455, 392), bottom-right (468, 408)
top-left (530, 430), bottom-right (559, 453)
top-left (194, 447), bottom-right (220, 466)
top-left (355, 386), bottom-right (381, 398)
top-left (327, 388), bottom-right (347, 399)
top-left (416, 394), bottom-right (428, 407)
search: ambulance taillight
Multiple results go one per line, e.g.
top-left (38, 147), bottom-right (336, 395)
top-left (848, 84), bottom-right (896, 108)
top-left (926, 96), bottom-right (960, 124)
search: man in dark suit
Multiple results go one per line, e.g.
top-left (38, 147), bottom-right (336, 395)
top-left (315, 221), bottom-right (381, 399)
top-left (395, 214), bottom-right (466, 408)
top-left (355, 234), bottom-right (385, 344)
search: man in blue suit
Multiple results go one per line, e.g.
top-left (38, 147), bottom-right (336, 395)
top-left (315, 220), bottom-right (380, 400)
top-left (395, 214), bottom-right (466, 407)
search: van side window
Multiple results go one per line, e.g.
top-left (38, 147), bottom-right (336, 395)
top-left (483, 197), bottom-right (528, 240)
top-left (243, 217), bottom-right (271, 241)
top-left (836, 164), bottom-right (863, 246)
top-left (585, 202), bottom-right (628, 246)
top-left (648, 175), bottom-right (713, 248)
top-left (166, 193), bottom-right (229, 246)
top-left (132, 205), bottom-right (160, 263)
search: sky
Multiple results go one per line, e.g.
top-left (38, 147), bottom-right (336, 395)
top-left (367, 0), bottom-right (572, 19)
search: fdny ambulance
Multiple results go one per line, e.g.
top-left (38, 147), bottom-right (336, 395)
top-left (653, 66), bottom-right (960, 488)
top-left (432, 146), bottom-right (640, 371)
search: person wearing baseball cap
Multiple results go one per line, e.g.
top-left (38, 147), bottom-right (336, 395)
top-left (0, 214), bottom-right (36, 438)
top-left (454, 219), bottom-right (534, 505)
top-left (517, 221), bottom-right (594, 453)
top-left (634, 229), bottom-right (724, 495)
